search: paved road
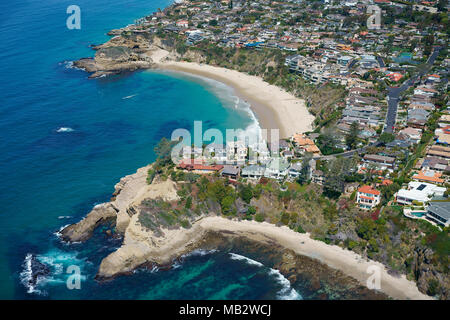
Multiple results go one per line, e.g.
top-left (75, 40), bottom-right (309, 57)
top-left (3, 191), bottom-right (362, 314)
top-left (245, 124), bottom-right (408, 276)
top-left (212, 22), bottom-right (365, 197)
top-left (318, 142), bottom-right (383, 160)
top-left (383, 47), bottom-right (441, 133)
top-left (376, 56), bottom-right (385, 68)
top-left (318, 47), bottom-right (440, 160)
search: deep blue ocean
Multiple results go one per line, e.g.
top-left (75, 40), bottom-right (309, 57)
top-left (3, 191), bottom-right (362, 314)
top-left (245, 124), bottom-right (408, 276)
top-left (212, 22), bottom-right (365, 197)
top-left (0, 0), bottom-right (302, 299)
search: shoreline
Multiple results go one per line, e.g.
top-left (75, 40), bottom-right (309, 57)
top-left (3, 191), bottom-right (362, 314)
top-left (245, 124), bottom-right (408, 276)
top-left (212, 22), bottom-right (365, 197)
top-left (61, 165), bottom-right (432, 300)
top-left (196, 217), bottom-right (432, 300)
top-left (151, 53), bottom-right (314, 139)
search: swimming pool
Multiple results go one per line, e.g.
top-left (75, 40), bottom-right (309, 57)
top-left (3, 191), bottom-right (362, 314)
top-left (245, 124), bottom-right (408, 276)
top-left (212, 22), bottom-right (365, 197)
top-left (411, 211), bottom-right (426, 217)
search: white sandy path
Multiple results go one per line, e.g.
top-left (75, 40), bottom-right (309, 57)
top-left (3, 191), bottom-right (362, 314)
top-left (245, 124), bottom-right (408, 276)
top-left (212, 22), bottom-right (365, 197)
top-left (150, 48), bottom-right (314, 138)
top-left (199, 217), bottom-right (432, 300)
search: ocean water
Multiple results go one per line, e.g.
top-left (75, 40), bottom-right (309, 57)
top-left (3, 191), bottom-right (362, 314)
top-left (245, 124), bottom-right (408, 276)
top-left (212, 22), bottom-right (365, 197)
top-left (0, 0), bottom-right (303, 299)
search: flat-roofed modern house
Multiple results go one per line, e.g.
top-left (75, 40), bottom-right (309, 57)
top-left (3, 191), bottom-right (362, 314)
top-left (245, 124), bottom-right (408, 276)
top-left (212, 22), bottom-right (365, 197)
top-left (363, 154), bottom-right (396, 169)
top-left (396, 182), bottom-right (446, 205)
top-left (426, 202), bottom-right (450, 227)
top-left (264, 158), bottom-right (289, 179)
top-left (221, 165), bottom-right (240, 180)
top-left (356, 185), bottom-right (381, 210)
top-left (241, 165), bottom-right (265, 179)
top-left (288, 162), bottom-right (303, 179)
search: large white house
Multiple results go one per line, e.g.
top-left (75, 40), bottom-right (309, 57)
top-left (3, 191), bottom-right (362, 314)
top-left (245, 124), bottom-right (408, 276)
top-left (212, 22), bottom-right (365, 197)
top-left (396, 182), bottom-right (446, 205)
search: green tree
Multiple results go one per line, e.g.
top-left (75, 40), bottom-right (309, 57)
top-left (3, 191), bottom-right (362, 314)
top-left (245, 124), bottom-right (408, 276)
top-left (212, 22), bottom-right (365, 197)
top-left (379, 132), bottom-right (395, 144)
top-left (239, 184), bottom-right (253, 204)
top-left (154, 137), bottom-right (177, 169)
top-left (185, 196), bottom-right (192, 209)
top-left (221, 195), bottom-right (235, 215)
top-left (297, 153), bottom-right (313, 184)
top-left (345, 122), bottom-right (360, 149)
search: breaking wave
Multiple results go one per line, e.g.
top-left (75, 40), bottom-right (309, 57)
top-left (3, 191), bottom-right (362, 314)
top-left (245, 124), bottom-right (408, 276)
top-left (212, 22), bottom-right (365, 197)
top-left (56, 127), bottom-right (74, 133)
top-left (268, 268), bottom-right (302, 300)
top-left (20, 254), bottom-right (45, 295)
top-left (229, 253), bottom-right (264, 267)
top-left (228, 252), bottom-right (302, 300)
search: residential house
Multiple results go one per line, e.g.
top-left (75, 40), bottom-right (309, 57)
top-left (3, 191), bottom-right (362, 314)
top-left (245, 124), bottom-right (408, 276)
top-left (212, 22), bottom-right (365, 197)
top-left (396, 181), bottom-right (446, 205)
top-left (363, 154), bottom-right (396, 169)
top-left (288, 162), bottom-right (303, 179)
top-left (177, 160), bottom-right (224, 174)
top-left (427, 145), bottom-right (450, 160)
top-left (241, 165), bottom-right (265, 179)
top-left (412, 170), bottom-right (445, 185)
top-left (419, 157), bottom-right (450, 172)
top-left (311, 169), bottom-right (325, 185)
top-left (356, 185), bottom-right (381, 210)
top-left (226, 141), bottom-right (247, 164)
top-left (264, 158), bottom-right (289, 179)
top-left (398, 127), bottom-right (422, 144)
top-left (222, 165), bottom-right (240, 180)
top-left (426, 202), bottom-right (450, 227)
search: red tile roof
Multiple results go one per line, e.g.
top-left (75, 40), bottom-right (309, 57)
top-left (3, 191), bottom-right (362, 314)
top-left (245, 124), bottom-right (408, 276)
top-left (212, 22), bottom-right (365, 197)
top-left (358, 185), bottom-right (381, 196)
top-left (178, 160), bottom-right (223, 172)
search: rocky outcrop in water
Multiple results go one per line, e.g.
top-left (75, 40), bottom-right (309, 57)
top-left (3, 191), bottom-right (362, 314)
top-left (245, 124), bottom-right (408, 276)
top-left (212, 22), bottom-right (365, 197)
top-left (60, 165), bottom-right (179, 242)
top-left (73, 33), bottom-right (167, 78)
top-left (60, 203), bottom-right (118, 242)
top-left (23, 254), bottom-right (51, 290)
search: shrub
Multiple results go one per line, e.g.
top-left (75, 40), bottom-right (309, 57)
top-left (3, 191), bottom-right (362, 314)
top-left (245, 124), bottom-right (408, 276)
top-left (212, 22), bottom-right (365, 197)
top-left (147, 169), bottom-right (156, 184)
top-left (255, 213), bottom-right (265, 222)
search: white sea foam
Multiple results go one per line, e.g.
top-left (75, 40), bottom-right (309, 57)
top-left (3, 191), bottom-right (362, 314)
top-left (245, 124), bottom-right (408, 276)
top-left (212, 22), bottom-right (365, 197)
top-left (150, 265), bottom-right (159, 273)
top-left (182, 249), bottom-right (217, 258)
top-left (56, 127), bottom-right (74, 133)
top-left (54, 224), bottom-right (70, 242)
top-left (200, 75), bottom-right (264, 148)
top-left (19, 254), bottom-right (44, 295)
top-left (61, 60), bottom-right (84, 71)
top-left (268, 268), bottom-right (302, 300)
top-left (157, 70), bottom-right (263, 146)
top-left (122, 94), bottom-right (138, 100)
top-left (229, 253), bottom-right (264, 267)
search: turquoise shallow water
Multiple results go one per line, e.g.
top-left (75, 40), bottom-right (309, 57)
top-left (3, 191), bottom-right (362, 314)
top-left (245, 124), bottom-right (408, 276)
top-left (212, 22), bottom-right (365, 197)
top-left (0, 0), bottom-right (304, 299)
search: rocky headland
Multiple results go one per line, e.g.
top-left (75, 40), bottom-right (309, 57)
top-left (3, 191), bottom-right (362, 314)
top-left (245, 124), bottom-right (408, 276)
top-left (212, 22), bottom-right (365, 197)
top-left (60, 164), bottom-right (431, 300)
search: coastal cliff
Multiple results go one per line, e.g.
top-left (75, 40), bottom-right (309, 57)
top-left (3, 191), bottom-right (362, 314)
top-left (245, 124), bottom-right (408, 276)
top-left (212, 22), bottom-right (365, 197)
top-left (60, 161), bottom-right (433, 300)
top-left (74, 33), bottom-right (183, 78)
top-left (60, 164), bottom-right (179, 241)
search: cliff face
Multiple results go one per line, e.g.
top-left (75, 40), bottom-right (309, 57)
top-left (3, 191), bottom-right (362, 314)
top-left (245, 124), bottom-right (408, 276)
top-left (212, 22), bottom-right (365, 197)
top-left (73, 29), bottom-right (206, 78)
top-left (97, 214), bottom-right (206, 278)
top-left (74, 33), bottom-right (161, 78)
top-left (60, 165), bottom-right (179, 242)
top-left (413, 246), bottom-right (449, 299)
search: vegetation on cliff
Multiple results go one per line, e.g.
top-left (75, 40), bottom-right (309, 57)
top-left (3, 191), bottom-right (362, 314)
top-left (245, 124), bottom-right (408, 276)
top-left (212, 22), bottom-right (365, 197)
top-left (136, 138), bottom-right (449, 298)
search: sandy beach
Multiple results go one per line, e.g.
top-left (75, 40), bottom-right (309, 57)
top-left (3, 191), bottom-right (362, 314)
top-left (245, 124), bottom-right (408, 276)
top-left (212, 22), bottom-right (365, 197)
top-left (151, 49), bottom-right (314, 138)
top-left (99, 214), bottom-right (431, 300)
top-left (63, 165), bottom-right (431, 300)
top-left (198, 217), bottom-right (432, 300)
